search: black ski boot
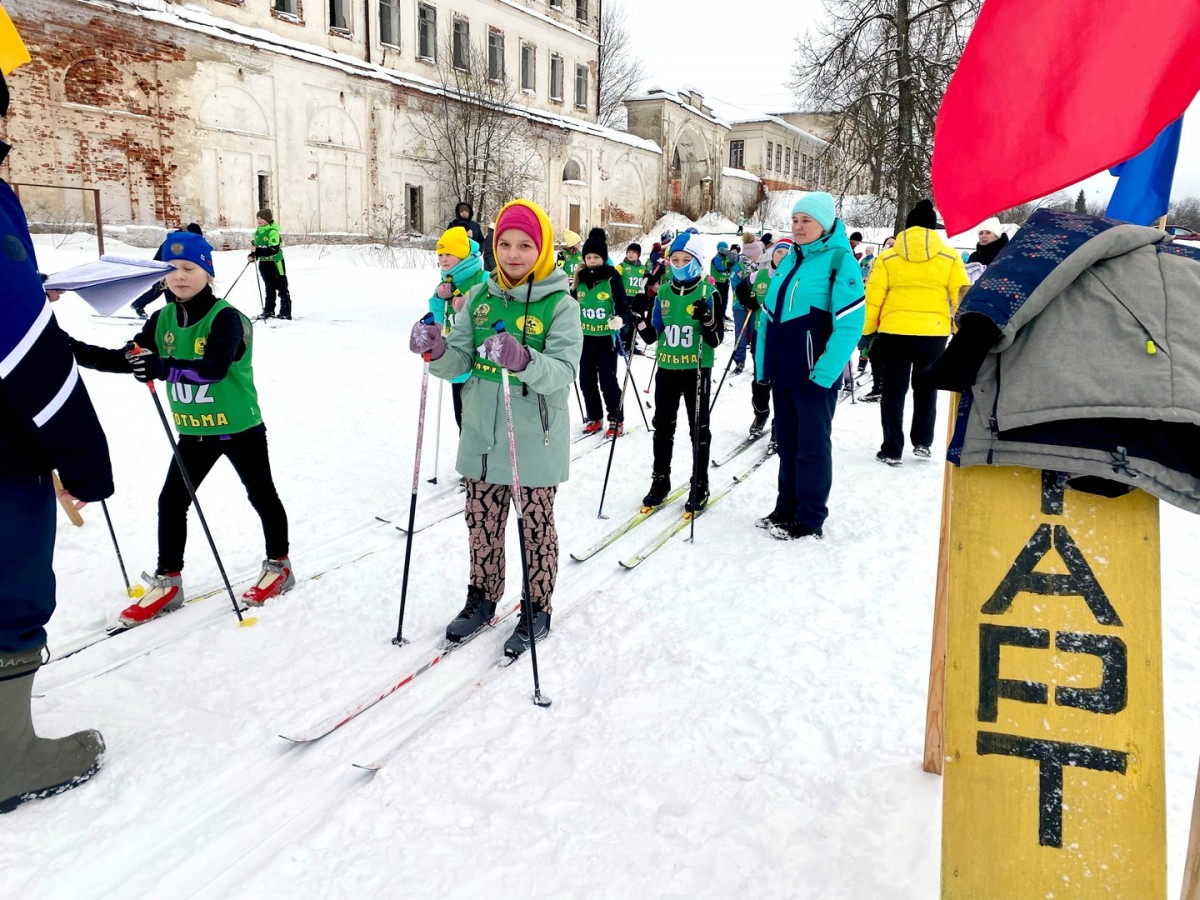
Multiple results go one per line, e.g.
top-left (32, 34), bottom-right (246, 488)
top-left (445, 586), bottom-right (497, 643)
top-left (641, 472), bottom-right (671, 509)
top-left (685, 478), bottom-right (709, 514)
top-left (749, 410), bottom-right (769, 437)
top-left (766, 422), bottom-right (777, 455)
top-left (504, 606), bottom-right (551, 658)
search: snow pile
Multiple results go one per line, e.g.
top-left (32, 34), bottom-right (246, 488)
top-left (2, 234), bottom-right (1197, 897)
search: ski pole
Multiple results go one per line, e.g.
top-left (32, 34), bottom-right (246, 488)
top-left (614, 331), bottom-right (652, 430)
top-left (493, 322), bottom-right (551, 708)
top-left (573, 381), bottom-right (585, 421)
top-left (687, 318), bottom-right (707, 544)
top-left (100, 499), bottom-right (142, 599)
top-left (127, 343), bottom-right (251, 626)
top-left (223, 259), bottom-right (253, 300)
top-left (254, 262), bottom-right (265, 317)
top-left (709, 311), bottom-right (754, 415)
top-left (645, 356), bottom-right (658, 395)
top-left (597, 337), bottom-right (637, 520)
top-left (394, 313), bottom-right (436, 646)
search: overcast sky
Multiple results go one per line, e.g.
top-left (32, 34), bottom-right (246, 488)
top-left (622, 2), bottom-right (1200, 206)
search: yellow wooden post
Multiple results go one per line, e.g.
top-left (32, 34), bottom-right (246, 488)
top-left (923, 442), bottom-right (955, 775)
top-left (1184, 758), bottom-right (1200, 900)
top-left (942, 465), bottom-right (1165, 898)
top-left (51, 472), bottom-right (84, 527)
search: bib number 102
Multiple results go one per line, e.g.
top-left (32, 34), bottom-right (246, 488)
top-left (169, 383), bottom-right (214, 405)
top-left (660, 324), bottom-right (695, 348)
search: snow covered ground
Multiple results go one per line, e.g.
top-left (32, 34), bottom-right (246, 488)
top-left (4, 231), bottom-right (1199, 898)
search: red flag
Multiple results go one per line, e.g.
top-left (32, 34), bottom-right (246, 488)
top-left (932, 0), bottom-right (1200, 235)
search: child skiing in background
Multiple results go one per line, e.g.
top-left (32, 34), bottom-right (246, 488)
top-left (249, 208), bottom-right (293, 320)
top-left (559, 230), bottom-right (583, 288)
top-left (616, 242), bottom-right (647, 354)
top-left (637, 232), bottom-right (723, 513)
top-left (745, 238), bottom-right (793, 438)
top-left (408, 199), bottom-right (582, 658)
top-left (573, 228), bottom-right (631, 436)
top-left (70, 231), bottom-right (294, 625)
top-left (710, 241), bottom-right (735, 325)
top-left (431, 226), bottom-right (487, 429)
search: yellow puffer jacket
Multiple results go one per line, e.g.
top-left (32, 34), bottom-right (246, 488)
top-left (863, 227), bottom-right (971, 336)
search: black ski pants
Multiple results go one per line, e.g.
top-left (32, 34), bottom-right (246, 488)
top-left (651, 366), bottom-right (711, 485)
top-left (873, 333), bottom-right (947, 457)
top-left (771, 378), bottom-right (838, 530)
top-left (157, 424), bottom-right (289, 572)
top-left (579, 335), bottom-right (622, 424)
top-left (258, 260), bottom-right (292, 317)
top-left (0, 475), bottom-right (55, 652)
top-left (713, 281), bottom-right (730, 326)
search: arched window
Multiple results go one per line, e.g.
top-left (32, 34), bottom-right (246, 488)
top-left (562, 159), bottom-right (583, 182)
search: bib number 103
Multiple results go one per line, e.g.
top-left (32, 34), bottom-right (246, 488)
top-left (661, 324), bottom-right (695, 348)
top-left (169, 383), bottom-right (214, 405)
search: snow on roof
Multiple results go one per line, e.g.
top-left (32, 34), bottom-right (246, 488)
top-left (98, 0), bottom-right (658, 154)
top-left (493, 0), bottom-right (598, 45)
top-left (723, 167), bottom-right (760, 183)
top-left (704, 95), bottom-right (829, 147)
top-left (624, 86), bottom-right (731, 130)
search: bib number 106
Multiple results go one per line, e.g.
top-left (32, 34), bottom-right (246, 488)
top-left (169, 383), bottom-right (214, 405)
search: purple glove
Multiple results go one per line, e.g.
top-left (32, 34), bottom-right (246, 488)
top-left (409, 319), bottom-right (445, 359)
top-left (436, 282), bottom-right (454, 300)
top-left (479, 332), bottom-right (532, 372)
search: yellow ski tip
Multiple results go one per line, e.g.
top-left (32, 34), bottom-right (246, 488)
top-left (238, 616), bottom-right (260, 628)
top-left (127, 585), bottom-right (145, 599)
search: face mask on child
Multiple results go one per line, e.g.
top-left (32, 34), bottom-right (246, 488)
top-left (671, 258), bottom-right (702, 282)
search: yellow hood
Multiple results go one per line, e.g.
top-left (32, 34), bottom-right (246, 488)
top-left (895, 226), bottom-right (952, 263)
top-left (494, 199), bottom-right (557, 291)
top-left (0, 3), bottom-right (30, 75)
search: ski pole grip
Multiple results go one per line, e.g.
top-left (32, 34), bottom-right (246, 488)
top-left (125, 342), bottom-right (157, 393)
top-left (492, 320), bottom-right (506, 334)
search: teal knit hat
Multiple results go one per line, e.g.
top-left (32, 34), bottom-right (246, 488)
top-left (791, 192), bottom-right (837, 233)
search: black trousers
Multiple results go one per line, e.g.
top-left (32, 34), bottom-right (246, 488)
top-left (713, 281), bottom-right (730, 325)
top-left (0, 475), bottom-right (55, 652)
top-left (258, 260), bottom-right (292, 317)
top-left (772, 378), bottom-right (838, 530)
top-left (651, 367), bottom-right (711, 484)
top-left (451, 381), bottom-right (464, 431)
top-left (157, 424), bottom-right (289, 572)
top-left (579, 335), bottom-right (622, 424)
top-left (873, 333), bottom-right (947, 457)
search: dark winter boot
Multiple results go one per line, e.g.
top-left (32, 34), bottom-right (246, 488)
top-left (445, 586), bottom-right (497, 643)
top-left (503, 606), bottom-right (551, 659)
top-left (0, 647), bottom-right (105, 815)
top-left (685, 477), bottom-right (709, 514)
top-left (749, 409), bottom-right (769, 438)
top-left (641, 472), bottom-right (671, 510)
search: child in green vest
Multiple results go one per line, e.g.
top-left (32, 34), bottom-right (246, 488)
top-left (69, 231), bottom-right (293, 626)
top-left (408, 199), bottom-right (582, 658)
top-left (744, 237), bottom-right (793, 440)
top-left (636, 232), bottom-right (723, 513)
top-left (573, 228), bottom-right (631, 436)
top-left (431, 226), bottom-right (487, 429)
top-left (710, 241), bottom-right (736, 325)
top-left (559, 231), bottom-right (583, 289)
top-left (249, 208), bottom-right (292, 319)
top-left (616, 242), bottom-right (648, 353)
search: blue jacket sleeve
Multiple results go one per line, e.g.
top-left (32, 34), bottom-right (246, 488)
top-left (810, 254), bottom-right (867, 388)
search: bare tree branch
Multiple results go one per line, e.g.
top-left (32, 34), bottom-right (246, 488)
top-left (597, 1), bottom-right (647, 129)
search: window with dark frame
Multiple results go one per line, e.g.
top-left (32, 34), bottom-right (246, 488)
top-left (257, 173), bottom-right (271, 212)
top-left (575, 0), bottom-right (587, 22)
top-left (488, 29), bottom-right (504, 81)
top-left (452, 17), bottom-right (469, 70)
top-left (549, 55), bottom-right (563, 101)
top-left (574, 63), bottom-right (588, 110)
top-left (273, 0), bottom-right (297, 15)
top-left (521, 42), bottom-right (535, 92)
top-left (766, 142), bottom-right (773, 172)
top-left (785, 147), bottom-right (791, 176)
top-left (406, 184), bottom-right (423, 233)
top-left (329, 0), bottom-right (349, 31)
top-left (379, 0), bottom-right (400, 47)
top-left (729, 140), bottom-right (744, 169)
top-left (776, 146), bottom-right (782, 173)
top-left (417, 3), bottom-right (436, 60)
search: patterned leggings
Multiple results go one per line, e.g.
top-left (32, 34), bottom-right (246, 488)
top-left (465, 479), bottom-right (559, 613)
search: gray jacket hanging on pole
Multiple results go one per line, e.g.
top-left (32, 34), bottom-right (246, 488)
top-left (942, 209), bottom-right (1200, 514)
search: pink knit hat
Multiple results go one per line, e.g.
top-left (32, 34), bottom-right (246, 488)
top-left (493, 204), bottom-right (543, 253)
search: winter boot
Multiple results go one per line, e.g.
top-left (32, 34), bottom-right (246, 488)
top-left (243, 557), bottom-right (296, 606)
top-left (604, 421), bottom-right (625, 439)
top-left (768, 520), bottom-right (823, 541)
top-left (756, 510), bottom-right (786, 530)
top-left (685, 478), bottom-right (709, 514)
top-left (875, 451), bottom-right (903, 466)
top-left (0, 647), bottom-right (105, 815)
top-left (119, 571), bottom-right (184, 627)
top-left (503, 605), bottom-right (551, 659)
top-left (912, 445), bottom-right (932, 459)
top-left (641, 472), bottom-right (671, 510)
top-left (766, 422), bottom-right (778, 455)
top-left (581, 420), bottom-right (604, 435)
top-left (749, 410), bottom-right (769, 438)
top-left (733, 362), bottom-right (745, 375)
top-left (445, 586), bottom-right (497, 643)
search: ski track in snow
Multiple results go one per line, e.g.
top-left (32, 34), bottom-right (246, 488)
top-left (3, 233), bottom-right (1198, 898)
